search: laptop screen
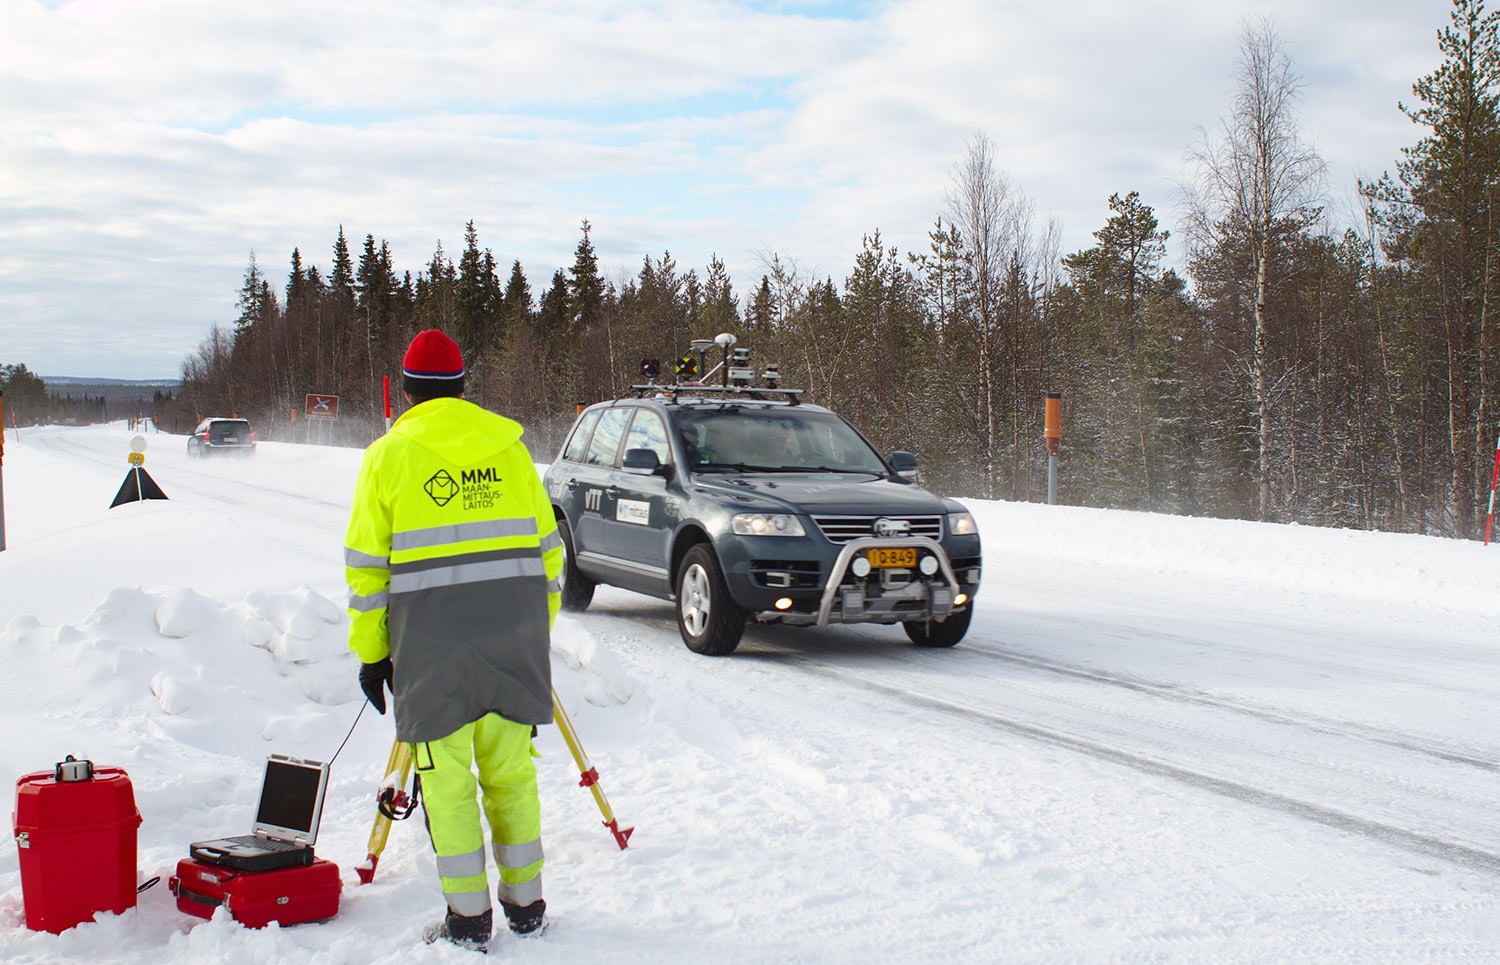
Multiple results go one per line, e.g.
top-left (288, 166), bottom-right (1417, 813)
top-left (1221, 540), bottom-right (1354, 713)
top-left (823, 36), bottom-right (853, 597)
top-left (253, 755), bottom-right (329, 845)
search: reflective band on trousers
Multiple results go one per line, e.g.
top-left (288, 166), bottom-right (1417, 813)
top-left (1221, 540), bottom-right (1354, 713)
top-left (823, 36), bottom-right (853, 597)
top-left (345, 547), bottom-right (389, 569)
top-left (446, 888), bottom-right (491, 917)
top-left (498, 874), bottom-right (544, 907)
top-left (389, 556), bottom-right (545, 595)
top-left (348, 589), bottom-right (388, 612)
top-left (437, 848), bottom-right (486, 879)
top-left (493, 838), bottom-right (543, 869)
top-left (393, 518), bottom-right (539, 553)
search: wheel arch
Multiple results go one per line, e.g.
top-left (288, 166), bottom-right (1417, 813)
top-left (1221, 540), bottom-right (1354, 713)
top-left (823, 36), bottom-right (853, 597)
top-left (669, 524), bottom-right (714, 590)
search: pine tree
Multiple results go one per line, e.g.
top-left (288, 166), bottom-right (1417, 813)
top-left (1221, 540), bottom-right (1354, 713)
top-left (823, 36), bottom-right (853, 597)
top-left (455, 220), bottom-right (493, 361)
top-left (1383, 0), bottom-right (1500, 536)
top-left (702, 255), bottom-right (739, 336)
top-left (745, 276), bottom-right (775, 335)
top-left (568, 220), bottom-right (605, 332)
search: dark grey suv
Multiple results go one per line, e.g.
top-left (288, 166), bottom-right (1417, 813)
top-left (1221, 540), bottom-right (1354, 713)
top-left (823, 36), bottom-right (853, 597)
top-left (186, 417), bottom-right (257, 457)
top-left (543, 386), bottom-right (982, 655)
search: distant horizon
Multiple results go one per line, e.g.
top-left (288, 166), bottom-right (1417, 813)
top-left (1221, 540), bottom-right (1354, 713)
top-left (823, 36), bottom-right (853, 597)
top-left (41, 375), bottom-right (182, 385)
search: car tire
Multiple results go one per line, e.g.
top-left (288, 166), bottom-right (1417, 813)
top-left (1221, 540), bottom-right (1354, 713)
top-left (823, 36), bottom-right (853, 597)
top-left (903, 605), bottom-right (972, 648)
top-left (676, 544), bottom-right (745, 655)
top-left (187, 441), bottom-right (199, 458)
top-left (557, 517), bottom-right (595, 612)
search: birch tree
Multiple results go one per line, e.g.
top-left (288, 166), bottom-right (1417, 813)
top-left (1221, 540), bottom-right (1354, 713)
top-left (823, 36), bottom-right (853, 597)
top-left (1184, 19), bottom-right (1324, 520)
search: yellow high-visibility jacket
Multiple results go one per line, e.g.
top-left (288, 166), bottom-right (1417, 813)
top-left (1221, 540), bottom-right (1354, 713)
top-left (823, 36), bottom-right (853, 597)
top-left (344, 398), bottom-right (562, 743)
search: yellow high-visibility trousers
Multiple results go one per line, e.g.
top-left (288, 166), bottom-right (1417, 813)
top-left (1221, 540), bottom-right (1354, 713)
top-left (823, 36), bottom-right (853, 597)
top-left (417, 713), bottom-right (543, 916)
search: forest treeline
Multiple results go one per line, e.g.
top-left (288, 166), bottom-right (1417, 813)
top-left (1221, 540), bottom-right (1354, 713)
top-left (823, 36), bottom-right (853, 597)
top-left (174, 2), bottom-right (1500, 539)
top-left (0, 364), bottom-right (146, 427)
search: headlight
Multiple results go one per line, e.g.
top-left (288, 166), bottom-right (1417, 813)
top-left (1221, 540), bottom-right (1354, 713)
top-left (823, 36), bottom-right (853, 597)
top-left (732, 513), bottom-right (806, 537)
top-left (948, 513), bottom-right (977, 536)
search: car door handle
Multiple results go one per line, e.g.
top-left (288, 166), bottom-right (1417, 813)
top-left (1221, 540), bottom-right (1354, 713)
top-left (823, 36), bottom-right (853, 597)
top-left (565, 478), bottom-right (578, 490)
top-left (605, 486), bottom-right (621, 498)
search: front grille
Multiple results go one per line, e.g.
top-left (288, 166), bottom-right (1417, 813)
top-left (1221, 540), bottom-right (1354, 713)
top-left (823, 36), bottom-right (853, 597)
top-left (811, 515), bottom-right (943, 543)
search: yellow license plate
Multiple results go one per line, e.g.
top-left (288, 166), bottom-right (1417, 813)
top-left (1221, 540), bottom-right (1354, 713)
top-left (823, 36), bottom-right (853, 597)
top-left (867, 547), bottom-right (917, 569)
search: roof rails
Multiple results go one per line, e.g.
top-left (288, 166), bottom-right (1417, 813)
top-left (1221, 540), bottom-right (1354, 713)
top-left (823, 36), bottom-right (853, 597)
top-left (632, 333), bottom-right (801, 404)
top-left (629, 383), bottom-right (803, 404)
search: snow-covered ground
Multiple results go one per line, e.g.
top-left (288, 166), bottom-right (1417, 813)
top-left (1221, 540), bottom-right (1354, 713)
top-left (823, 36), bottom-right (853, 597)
top-left (1, 422), bottom-right (1497, 964)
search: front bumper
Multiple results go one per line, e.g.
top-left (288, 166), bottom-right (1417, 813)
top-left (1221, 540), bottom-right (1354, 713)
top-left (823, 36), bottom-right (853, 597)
top-left (730, 536), bottom-right (979, 627)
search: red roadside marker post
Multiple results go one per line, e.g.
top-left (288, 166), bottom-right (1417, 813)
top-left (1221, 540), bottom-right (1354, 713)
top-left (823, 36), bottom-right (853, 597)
top-left (1485, 432), bottom-right (1500, 546)
top-left (0, 389), bottom-right (7, 552)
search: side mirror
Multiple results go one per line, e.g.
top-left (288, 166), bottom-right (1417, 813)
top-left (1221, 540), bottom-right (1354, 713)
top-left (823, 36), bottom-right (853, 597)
top-left (622, 447), bottom-right (670, 477)
top-left (888, 450), bottom-right (918, 480)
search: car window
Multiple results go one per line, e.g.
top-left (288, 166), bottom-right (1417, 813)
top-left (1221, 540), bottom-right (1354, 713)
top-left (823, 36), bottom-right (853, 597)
top-left (208, 421), bottom-right (251, 441)
top-left (677, 407), bottom-right (887, 473)
top-left (562, 410), bottom-right (601, 463)
top-left (623, 410), bottom-right (671, 466)
top-left (585, 408), bottom-right (631, 467)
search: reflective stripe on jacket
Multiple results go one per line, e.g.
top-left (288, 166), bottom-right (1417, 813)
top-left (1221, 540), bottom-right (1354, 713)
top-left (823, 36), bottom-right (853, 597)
top-left (345, 397), bottom-right (562, 742)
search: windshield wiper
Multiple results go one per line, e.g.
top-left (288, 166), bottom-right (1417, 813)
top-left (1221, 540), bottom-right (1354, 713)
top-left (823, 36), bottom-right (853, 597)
top-left (796, 466), bottom-right (880, 474)
top-left (696, 463), bottom-right (880, 475)
top-left (697, 463), bottom-right (793, 473)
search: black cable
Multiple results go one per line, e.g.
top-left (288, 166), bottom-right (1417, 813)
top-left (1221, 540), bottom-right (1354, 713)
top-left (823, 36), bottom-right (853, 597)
top-left (327, 700), bottom-right (367, 767)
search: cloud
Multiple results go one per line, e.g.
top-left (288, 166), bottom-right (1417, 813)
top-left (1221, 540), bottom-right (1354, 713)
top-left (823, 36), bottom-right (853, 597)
top-left (0, 0), bottom-right (1449, 377)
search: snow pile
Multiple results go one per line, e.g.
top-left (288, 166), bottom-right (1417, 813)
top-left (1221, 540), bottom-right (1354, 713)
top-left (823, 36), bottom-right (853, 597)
top-left (0, 423), bottom-right (1496, 963)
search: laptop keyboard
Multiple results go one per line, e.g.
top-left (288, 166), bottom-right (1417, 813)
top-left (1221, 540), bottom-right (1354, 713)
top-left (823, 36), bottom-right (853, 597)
top-left (219, 833), bottom-right (304, 851)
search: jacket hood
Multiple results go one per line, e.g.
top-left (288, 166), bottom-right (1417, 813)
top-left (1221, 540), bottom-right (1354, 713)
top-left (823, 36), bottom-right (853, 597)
top-left (390, 397), bottom-right (522, 463)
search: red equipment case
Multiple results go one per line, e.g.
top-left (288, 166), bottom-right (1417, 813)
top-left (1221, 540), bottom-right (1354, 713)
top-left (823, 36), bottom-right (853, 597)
top-left (169, 856), bottom-right (342, 928)
top-left (13, 759), bottom-right (142, 934)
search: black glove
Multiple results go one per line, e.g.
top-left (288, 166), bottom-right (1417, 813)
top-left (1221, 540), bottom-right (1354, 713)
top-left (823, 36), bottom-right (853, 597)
top-left (359, 658), bottom-right (394, 715)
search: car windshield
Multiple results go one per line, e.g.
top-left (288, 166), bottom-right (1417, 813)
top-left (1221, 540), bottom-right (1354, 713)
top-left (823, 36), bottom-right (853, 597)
top-left (675, 407), bottom-right (888, 474)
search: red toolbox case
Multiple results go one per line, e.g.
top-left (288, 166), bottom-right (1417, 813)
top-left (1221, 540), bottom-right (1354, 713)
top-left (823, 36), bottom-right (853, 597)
top-left (13, 759), bottom-right (142, 934)
top-left (169, 856), bottom-right (342, 928)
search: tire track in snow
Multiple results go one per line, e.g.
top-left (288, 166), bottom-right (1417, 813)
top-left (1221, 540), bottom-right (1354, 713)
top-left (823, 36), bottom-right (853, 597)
top-left (953, 644), bottom-right (1498, 773)
top-left (780, 656), bottom-right (1500, 878)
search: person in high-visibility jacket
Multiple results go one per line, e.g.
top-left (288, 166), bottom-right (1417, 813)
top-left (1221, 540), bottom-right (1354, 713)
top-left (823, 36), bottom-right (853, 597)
top-left (345, 328), bottom-right (562, 953)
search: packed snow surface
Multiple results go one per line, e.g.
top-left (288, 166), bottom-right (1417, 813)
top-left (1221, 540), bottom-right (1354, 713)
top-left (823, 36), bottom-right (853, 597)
top-left (1, 423), bottom-right (1497, 963)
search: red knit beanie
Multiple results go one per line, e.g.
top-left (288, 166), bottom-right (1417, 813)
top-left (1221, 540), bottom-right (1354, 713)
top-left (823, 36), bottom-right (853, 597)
top-left (402, 329), bottom-right (465, 398)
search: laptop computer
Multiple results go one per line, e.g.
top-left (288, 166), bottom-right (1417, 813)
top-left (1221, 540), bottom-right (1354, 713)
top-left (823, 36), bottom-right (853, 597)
top-left (189, 754), bottom-right (330, 872)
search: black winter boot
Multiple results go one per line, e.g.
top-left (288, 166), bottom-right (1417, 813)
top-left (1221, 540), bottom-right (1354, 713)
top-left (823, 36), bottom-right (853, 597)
top-left (502, 898), bottom-right (547, 936)
top-left (423, 908), bottom-right (493, 952)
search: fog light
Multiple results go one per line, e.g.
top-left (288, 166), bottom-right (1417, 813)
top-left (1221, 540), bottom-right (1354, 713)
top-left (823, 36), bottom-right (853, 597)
top-left (954, 593), bottom-right (969, 606)
top-left (774, 597), bottom-right (793, 610)
top-left (851, 557), bottom-right (872, 578)
top-left (919, 556), bottom-right (939, 576)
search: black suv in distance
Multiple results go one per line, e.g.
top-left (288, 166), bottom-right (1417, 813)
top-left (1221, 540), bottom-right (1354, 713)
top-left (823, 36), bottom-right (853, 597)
top-left (186, 417), bottom-right (257, 457)
top-left (543, 381), bottom-right (982, 655)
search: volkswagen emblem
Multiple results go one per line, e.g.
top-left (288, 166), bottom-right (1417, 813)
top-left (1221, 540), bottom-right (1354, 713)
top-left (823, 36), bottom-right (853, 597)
top-left (873, 517), bottom-right (910, 537)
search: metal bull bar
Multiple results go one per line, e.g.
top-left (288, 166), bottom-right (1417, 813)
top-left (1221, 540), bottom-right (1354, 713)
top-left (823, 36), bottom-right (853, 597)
top-left (814, 536), bottom-right (963, 626)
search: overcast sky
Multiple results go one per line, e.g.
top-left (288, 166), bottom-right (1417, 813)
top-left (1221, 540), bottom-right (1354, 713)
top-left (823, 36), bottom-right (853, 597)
top-left (1, 0), bottom-right (1446, 380)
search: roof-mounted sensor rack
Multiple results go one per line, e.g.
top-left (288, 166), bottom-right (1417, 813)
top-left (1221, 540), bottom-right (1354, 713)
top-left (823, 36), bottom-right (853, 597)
top-left (632, 333), bottom-right (801, 404)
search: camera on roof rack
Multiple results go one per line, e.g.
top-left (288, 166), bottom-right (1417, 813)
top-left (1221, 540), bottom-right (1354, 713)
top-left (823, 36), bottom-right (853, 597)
top-left (626, 333), bottom-right (800, 401)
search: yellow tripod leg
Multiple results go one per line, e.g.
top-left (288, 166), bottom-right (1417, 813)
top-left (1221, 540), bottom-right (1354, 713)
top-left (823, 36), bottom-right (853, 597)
top-left (356, 739), bottom-right (413, 883)
top-left (552, 687), bottom-right (633, 849)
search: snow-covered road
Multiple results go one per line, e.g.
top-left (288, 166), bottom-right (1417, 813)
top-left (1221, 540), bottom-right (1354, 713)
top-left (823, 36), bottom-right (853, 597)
top-left (3, 423), bottom-right (1498, 962)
